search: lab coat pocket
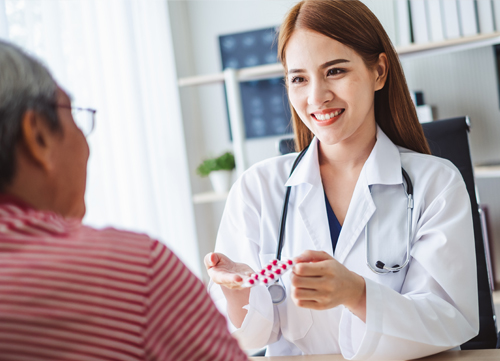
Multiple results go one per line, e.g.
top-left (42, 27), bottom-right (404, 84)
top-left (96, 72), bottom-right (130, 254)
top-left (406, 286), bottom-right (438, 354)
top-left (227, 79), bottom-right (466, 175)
top-left (280, 295), bottom-right (313, 342)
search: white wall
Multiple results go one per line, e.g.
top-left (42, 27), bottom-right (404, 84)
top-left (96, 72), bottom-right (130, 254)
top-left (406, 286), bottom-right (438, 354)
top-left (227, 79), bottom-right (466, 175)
top-left (168, 0), bottom-right (500, 283)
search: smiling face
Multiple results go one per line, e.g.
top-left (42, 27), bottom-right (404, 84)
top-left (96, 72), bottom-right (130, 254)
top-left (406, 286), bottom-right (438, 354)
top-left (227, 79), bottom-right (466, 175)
top-left (285, 29), bottom-right (387, 149)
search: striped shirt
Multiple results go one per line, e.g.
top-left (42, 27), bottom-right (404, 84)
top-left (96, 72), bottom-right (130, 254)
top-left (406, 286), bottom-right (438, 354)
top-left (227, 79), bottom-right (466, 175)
top-left (0, 195), bottom-right (247, 361)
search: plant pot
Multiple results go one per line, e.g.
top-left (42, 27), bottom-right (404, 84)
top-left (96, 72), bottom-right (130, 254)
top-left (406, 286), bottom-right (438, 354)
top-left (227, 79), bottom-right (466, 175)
top-left (209, 170), bottom-right (233, 193)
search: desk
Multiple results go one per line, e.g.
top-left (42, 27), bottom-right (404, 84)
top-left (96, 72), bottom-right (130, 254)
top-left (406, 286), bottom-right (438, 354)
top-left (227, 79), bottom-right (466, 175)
top-left (249, 349), bottom-right (500, 361)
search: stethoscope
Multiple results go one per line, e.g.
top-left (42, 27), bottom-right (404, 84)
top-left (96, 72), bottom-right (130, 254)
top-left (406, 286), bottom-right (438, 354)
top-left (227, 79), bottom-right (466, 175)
top-left (269, 146), bottom-right (414, 304)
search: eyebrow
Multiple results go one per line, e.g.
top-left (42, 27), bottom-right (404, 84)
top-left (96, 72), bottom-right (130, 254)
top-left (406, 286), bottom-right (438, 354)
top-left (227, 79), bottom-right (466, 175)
top-left (288, 59), bottom-right (350, 74)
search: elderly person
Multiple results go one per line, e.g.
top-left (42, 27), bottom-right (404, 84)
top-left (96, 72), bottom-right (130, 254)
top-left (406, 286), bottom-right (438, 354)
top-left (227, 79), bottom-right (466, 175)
top-left (0, 40), bottom-right (247, 361)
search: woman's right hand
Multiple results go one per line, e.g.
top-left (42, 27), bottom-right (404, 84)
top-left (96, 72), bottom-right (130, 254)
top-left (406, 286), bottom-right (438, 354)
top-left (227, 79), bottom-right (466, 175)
top-left (204, 252), bottom-right (254, 290)
top-left (205, 252), bottom-right (254, 328)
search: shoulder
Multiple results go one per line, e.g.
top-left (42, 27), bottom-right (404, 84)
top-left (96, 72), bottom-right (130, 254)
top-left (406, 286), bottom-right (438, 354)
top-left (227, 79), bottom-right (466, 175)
top-left (398, 147), bottom-right (466, 199)
top-left (80, 225), bottom-right (165, 259)
top-left (399, 147), bottom-right (461, 179)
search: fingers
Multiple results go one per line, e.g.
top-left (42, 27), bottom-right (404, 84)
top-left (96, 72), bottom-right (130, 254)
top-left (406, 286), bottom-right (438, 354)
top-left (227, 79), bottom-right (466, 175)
top-left (293, 260), bottom-right (333, 277)
top-left (290, 272), bottom-right (324, 288)
top-left (207, 267), bottom-right (244, 287)
top-left (293, 299), bottom-right (324, 310)
top-left (292, 286), bottom-right (318, 301)
top-left (204, 252), bottom-right (217, 269)
top-left (294, 249), bottom-right (333, 264)
top-left (291, 287), bottom-right (331, 310)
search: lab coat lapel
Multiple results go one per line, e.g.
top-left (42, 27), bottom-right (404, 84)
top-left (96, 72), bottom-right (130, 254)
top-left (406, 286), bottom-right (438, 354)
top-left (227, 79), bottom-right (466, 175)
top-left (285, 138), bottom-right (333, 255)
top-left (335, 126), bottom-right (403, 264)
top-left (334, 170), bottom-right (375, 263)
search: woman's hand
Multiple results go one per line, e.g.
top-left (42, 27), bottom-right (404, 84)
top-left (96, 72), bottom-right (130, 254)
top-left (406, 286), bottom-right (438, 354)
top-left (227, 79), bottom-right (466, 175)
top-left (205, 252), bottom-right (255, 328)
top-left (291, 250), bottom-right (366, 321)
top-left (204, 252), bottom-right (254, 290)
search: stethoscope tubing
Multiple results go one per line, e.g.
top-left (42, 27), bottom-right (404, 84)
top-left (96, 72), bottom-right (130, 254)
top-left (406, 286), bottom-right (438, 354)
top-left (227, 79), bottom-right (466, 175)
top-left (365, 168), bottom-right (414, 274)
top-left (277, 146), bottom-right (309, 261)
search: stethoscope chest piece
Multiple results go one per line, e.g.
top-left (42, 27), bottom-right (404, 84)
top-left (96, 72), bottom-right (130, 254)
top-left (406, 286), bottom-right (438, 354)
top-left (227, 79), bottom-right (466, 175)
top-left (268, 282), bottom-right (287, 304)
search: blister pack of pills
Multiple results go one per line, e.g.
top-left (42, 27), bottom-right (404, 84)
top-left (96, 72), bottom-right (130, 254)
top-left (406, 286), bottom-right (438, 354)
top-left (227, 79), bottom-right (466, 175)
top-left (242, 259), bottom-right (295, 287)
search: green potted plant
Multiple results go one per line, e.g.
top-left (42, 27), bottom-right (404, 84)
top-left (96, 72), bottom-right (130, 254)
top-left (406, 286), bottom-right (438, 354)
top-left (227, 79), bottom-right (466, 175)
top-left (196, 151), bottom-right (235, 193)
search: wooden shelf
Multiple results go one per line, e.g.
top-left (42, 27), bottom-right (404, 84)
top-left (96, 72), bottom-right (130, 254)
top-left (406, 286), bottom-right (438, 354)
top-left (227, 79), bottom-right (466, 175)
top-left (397, 32), bottom-right (500, 59)
top-left (193, 191), bottom-right (229, 204)
top-left (178, 32), bottom-right (500, 87)
top-left (474, 165), bottom-right (500, 179)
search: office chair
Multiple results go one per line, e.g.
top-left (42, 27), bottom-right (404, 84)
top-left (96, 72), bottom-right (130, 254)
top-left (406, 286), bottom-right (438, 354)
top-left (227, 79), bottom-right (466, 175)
top-left (277, 116), bottom-right (498, 349)
top-left (421, 117), bottom-right (497, 349)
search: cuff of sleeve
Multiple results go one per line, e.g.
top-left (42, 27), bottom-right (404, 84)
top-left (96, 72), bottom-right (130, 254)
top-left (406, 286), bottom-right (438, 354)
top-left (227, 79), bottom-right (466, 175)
top-left (230, 285), bottom-right (274, 350)
top-left (339, 277), bottom-right (383, 360)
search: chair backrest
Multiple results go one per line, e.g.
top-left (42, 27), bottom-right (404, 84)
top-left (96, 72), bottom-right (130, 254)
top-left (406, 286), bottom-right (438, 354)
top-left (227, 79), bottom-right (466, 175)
top-left (421, 117), bottom-right (497, 349)
top-left (277, 116), bottom-right (498, 349)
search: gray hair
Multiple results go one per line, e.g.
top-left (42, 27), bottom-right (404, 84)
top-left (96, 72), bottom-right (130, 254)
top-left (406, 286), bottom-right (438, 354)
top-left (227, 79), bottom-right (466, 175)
top-left (0, 40), bottom-right (59, 191)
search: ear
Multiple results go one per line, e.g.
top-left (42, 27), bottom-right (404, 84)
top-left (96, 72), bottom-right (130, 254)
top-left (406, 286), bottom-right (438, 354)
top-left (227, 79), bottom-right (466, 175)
top-left (374, 53), bottom-right (388, 91)
top-left (19, 110), bottom-right (58, 172)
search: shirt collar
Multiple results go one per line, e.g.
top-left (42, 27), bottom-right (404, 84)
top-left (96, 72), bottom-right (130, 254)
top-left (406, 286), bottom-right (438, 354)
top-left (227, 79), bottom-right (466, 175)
top-left (284, 125), bottom-right (403, 188)
top-left (285, 137), bottom-right (322, 187)
top-left (363, 126), bottom-right (403, 186)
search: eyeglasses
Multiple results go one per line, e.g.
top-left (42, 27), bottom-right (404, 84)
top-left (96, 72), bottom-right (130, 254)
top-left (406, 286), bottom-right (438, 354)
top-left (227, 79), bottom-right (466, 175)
top-left (56, 105), bottom-right (96, 137)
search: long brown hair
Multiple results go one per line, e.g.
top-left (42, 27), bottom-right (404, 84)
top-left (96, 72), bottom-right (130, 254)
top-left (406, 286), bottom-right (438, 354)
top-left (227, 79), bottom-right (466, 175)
top-left (278, 0), bottom-right (430, 154)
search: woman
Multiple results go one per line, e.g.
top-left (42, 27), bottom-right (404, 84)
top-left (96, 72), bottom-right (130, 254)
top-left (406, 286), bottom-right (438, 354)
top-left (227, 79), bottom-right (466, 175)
top-left (205, 1), bottom-right (479, 359)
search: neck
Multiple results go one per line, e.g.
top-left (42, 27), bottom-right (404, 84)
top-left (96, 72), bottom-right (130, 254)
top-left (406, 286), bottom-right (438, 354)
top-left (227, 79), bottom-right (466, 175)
top-left (318, 122), bottom-right (377, 172)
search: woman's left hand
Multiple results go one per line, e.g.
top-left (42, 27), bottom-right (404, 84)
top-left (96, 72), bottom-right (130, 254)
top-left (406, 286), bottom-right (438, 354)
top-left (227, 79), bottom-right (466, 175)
top-left (291, 250), bottom-right (367, 321)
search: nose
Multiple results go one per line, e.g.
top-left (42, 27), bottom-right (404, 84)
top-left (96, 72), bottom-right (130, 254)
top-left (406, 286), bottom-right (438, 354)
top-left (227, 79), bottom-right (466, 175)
top-left (307, 79), bottom-right (333, 106)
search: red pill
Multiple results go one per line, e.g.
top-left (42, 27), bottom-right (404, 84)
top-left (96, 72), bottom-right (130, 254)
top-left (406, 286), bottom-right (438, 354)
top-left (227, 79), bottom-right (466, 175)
top-left (272, 260), bottom-right (278, 266)
top-left (249, 279), bottom-right (255, 285)
top-left (260, 269), bottom-right (266, 275)
top-left (253, 274), bottom-right (259, 280)
top-left (275, 269), bottom-right (281, 274)
top-left (287, 260), bottom-right (293, 265)
top-left (263, 278), bottom-right (268, 284)
top-left (266, 265), bottom-right (273, 270)
top-left (281, 264), bottom-right (287, 269)
top-left (269, 274), bottom-right (275, 279)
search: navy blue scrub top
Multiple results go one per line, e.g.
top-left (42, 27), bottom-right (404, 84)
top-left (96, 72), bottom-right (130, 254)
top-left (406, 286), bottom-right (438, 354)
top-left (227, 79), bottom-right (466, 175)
top-left (324, 193), bottom-right (341, 252)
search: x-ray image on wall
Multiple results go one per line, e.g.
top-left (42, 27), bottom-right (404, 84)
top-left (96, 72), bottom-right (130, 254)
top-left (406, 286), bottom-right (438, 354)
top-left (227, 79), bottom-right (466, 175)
top-left (219, 26), bottom-right (292, 139)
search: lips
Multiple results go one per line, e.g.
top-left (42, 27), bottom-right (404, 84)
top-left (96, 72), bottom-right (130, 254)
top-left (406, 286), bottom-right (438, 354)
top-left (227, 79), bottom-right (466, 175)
top-left (311, 109), bottom-right (345, 125)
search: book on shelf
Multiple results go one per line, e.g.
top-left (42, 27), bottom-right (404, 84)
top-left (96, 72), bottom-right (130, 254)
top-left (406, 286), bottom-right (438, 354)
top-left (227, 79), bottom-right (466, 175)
top-left (410, 0), bottom-right (430, 44)
top-left (493, 0), bottom-right (500, 31)
top-left (441, 0), bottom-right (461, 39)
top-left (477, 0), bottom-right (495, 34)
top-left (458, 0), bottom-right (479, 36)
top-left (395, 0), bottom-right (412, 47)
top-left (426, 0), bottom-right (445, 42)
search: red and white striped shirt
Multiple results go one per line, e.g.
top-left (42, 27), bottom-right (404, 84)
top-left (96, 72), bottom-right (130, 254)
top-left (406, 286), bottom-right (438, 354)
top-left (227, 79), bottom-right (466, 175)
top-left (0, 195), bottom-right (247, 361)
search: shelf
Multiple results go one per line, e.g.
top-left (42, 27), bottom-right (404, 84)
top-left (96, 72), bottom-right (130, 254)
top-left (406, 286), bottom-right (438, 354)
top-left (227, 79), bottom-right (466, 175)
top-left (398, 32), bottom-right (500, 59)
top-left (474, 165), bottom-right (500, 179)
top-left (178, 32), bottom-right (500, 87)
top-left (193, 191), bottom-right (229, 204)
top-left (178, 63), bottom-right (283, 87)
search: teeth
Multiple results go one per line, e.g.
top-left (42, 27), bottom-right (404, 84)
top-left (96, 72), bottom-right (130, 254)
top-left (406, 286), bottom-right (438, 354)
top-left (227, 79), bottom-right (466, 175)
top-left (315, 109), bottom-right (343, 121)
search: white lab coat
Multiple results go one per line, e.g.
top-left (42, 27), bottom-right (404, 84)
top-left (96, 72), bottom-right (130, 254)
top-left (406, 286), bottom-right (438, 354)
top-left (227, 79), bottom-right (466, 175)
top-left (209, 126), bottom-right (479, 360)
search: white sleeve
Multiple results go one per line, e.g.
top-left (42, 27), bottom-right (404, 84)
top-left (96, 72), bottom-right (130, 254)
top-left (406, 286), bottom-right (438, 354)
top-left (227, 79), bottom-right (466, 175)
top-left (339, 180), bottom-right (479, 360)
top-left (207, 176), bottom-right (280, 350)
